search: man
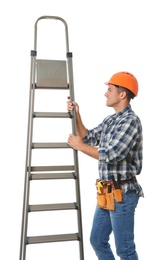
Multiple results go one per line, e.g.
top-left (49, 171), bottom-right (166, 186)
top-left (67, 71), bottom-right (143, 260)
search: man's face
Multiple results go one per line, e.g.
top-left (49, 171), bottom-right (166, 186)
top-left (104, 84), bottom-right (122, 107)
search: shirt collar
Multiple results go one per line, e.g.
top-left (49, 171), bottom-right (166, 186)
top-left (113, 104), bottom-right (131, 119)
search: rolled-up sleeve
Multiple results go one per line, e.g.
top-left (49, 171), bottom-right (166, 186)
top-left (82, 123), bottom-right (103, 146)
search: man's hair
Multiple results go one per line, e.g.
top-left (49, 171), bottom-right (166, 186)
top-left (115, 85), bottom-right (135, 101)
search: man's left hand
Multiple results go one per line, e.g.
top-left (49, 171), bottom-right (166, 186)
top-left (67, 134), bottom-right (83, 150)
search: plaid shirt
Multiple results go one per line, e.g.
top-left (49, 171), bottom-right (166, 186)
top-left (83, 105), bottom-right (144, 196)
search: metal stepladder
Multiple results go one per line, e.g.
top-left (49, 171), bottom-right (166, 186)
top-left (19, 16), bottom-right (84, 260)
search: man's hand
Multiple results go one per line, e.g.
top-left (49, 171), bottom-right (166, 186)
top-left (68, 134), bottom-right (83, 150)
top-left (67, 97), bottom-right (79, 113)
top-left (67, 134), bottom-right (99, 160)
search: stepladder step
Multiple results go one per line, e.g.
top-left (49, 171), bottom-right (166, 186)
top-left (27, 233), bottom-right (80, 244)
top-left (32, 142), bottom-right (70, 149)
top-left (33, 112), bottom-right (70, 118)
top-left (30, 172), bottom-right (76, 180)
top-left (29, 202), bottom-right (78, 212)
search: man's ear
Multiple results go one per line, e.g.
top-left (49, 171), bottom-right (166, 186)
top-left (120, 91), bottom-right (127, 100)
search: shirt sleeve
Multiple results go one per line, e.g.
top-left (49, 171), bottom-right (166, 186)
top-left (82, 123), bottom-right (103, 146)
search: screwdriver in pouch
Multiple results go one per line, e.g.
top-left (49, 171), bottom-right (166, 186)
top-left (107, 184), bottom-right (112, 193)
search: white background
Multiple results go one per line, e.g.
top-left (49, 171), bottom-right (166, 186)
top-left (1, 0), bottom-right (167, 259)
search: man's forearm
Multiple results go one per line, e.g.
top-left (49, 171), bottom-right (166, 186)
top-left (76, 112), bottom-right (87, 138)
top-left (79, 143), bottom-right (99, 160)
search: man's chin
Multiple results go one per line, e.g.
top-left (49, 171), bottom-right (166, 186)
top-left (106, 101), bottom-right (112, 107)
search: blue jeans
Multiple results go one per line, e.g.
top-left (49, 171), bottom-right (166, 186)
top-left (90, 190), bottom-right (139, 260)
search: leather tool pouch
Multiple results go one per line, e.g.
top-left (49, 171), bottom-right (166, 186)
top-left (113, 189), bottom-right (122, 202)
top-left (96, 180), bottom-right (122, 210)
top-left (105, 192), bottom-right (115, 210)
top-left (97, 192), bottom-right (115, 211)
top-left (97, 194), bottom-right (107, 208)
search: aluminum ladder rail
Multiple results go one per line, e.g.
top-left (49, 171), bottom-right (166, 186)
top-left (19, 16), bottom-right (84, 260)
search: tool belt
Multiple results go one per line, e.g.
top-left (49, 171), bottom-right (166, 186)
top-left (96, 176), bottom-right (136, 211)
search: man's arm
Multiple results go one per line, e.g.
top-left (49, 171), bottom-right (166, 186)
top-left (67, 99), bottom-right (99, 159)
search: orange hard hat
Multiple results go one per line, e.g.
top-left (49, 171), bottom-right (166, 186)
top-left (105, 71), bottom-right (138, 96)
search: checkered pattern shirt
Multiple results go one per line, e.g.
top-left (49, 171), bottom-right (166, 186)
top-left (83, 105), bottom-right (144, 196)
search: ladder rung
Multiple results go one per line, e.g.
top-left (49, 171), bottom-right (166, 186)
top-left (30, 172), bottom-right (76, 180)
top-left (29, 165), bottom-right (75, 172)
top-left (29, 202), bottom-right (78, 212)
top-left (33, 112), bottom-right (70, 118)
top-left (27, 233), bottom-right (79, 244)
top-left (32, 142), bottom-right (70, 149)
top-left (35, 84), bottom-right (69, 90)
